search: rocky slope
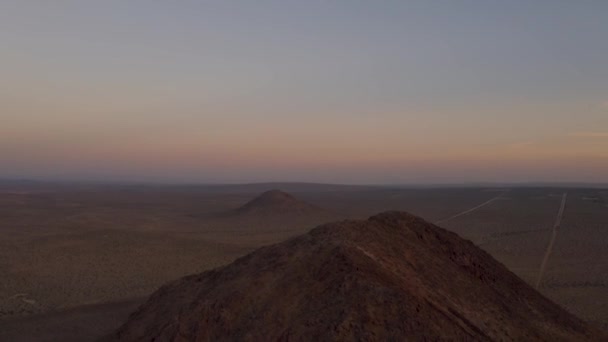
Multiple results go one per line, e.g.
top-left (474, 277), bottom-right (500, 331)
top-left (110, 212), bottom-right (605, 341)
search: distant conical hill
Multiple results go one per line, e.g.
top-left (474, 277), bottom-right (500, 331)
top-left (231, 189), bottom-right (325, 217)
top-left (111, 212), bottom-right (605, 341)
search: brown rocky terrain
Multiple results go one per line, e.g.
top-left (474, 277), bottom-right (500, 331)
top-left (110, 211), bottom-right (605, 341)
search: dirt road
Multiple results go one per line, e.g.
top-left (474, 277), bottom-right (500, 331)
top-left (435, 193), bottom-right (505, 225)
top-left (535, 192), bottom-right (568, 289)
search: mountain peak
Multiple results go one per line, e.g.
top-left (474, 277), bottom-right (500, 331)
top-left (232, 189), bottom-right (321, 216)
top-left (254, 189), bottom-right (296, 202)
top-left (111, 212), bottom-right (605, 341)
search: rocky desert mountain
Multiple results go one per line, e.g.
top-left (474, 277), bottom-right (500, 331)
top-left (110, 212), bottom-right (605, 341)
top-left (231, 189), bottom-right (325, 217)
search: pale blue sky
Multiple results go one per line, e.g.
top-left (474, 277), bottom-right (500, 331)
top-left (1, 1), bottom-right (607, 183)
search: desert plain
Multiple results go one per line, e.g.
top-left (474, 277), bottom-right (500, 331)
top-left (0, 182), bottom-right (606, 341)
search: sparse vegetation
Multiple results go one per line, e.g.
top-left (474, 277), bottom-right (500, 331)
top-left (1, 185), bottom-right (607, 340)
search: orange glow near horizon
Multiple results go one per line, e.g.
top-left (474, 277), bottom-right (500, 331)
top-left (2, 2), bottom-right (608, 183)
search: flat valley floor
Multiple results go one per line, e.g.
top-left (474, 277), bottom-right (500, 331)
top-left (0, 184), bottom-right (606, 341)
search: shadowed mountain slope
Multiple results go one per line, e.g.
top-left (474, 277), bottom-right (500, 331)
top-left (111, 212), bottom-right (605, 341)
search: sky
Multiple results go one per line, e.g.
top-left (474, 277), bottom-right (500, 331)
top-left (1, 1), bottom-right (608, 184)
